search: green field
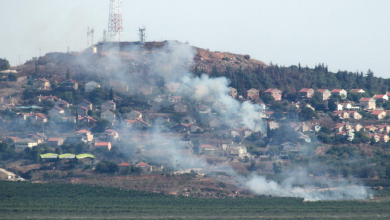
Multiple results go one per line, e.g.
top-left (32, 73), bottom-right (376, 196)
top-left (0, 181), bottom-right (389, 219)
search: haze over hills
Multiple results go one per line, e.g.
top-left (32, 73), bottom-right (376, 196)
top-left (17, 41), bottom-right (390, 99)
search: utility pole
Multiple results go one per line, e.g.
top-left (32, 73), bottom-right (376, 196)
top-left (67, 46), bottom-right (70, 53)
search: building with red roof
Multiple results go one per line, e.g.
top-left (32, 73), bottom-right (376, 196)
top-left (350, 89), bottom-right (365, 94)
top-left (199, 144), bottom-right (216, 155)
top-left (60, 79), bottom-right (78, 90)
top-left (299, 88), bottom-right (314, 98)
top-left (94, 142), bottom-right (111, 151)
top-left (368, 110), bottom-right (386, 119)
top-left (47, 137), bottom-right (64, 147)
top-left (373, 94), bottom-right (389, 101)
top-left (331, 89), bottom-right (347, 98)
top-left (359, 97), bottom-right (376, 110)
top-left (263, 88), bottom-right (282, 101)
top-left (317, 89), bottom-right (331, 100)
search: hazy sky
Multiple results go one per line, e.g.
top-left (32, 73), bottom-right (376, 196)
top-left (1, 0), bottom-right (390, 78)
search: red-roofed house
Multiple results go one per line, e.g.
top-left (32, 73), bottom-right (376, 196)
top-left (100, 129), bottom-right (119, 142)
top-left (348, 111), bottom-right (362, 120)
top-left (9, 136), bottom-right (21, 142)
top-left (76, 106), bottom-right (89, 117)
top-left (126, 118), bottom-right (150, 128)
top-left (369, 110), bottom-right (386, 119)
top-left (317, 89), bottom-right (331, 100)
top-left (359, 98), bottom-right (376, 110)
top-left (365, 125), bottom-right (377, 132)
top-left (118, 162), bottom-right (130, 171)
top-left (199, 144), bottom-right (216, 155)
top-left (350, 89), bottom-right (365, 94)
top-left (127, 110), bottom-right (142, 120)
top-left (333, 111), bottom-right (350, 119)
top-left (79, 116), bottom-right (97, 123)
top-left (76, 130), bottom-right (93, 142)
top-left (55, 99), bottom-right (70, 109)
top-left (94, 142), bottom-right (111, 151)
top-left (247, 88), bottom-right (259, 100)
top-left (60, 79), bottom-right (78, 90)
top-left (373, 94), bottom-right (389, 101)
top-left (48, 106), bottom-right (64, 118)
top-left (119, 162), bottom-right (130, 167)
top-left (101, 100), bottom-right (116, 112)
top-left (134, 162), bottom-right (162, 172)
top-left (376, 124), bottom-right (390, 134)
top-left (264, 88), bottom-right (282, 101)
top-left (331, 89), bottom-right (347, 99)
top-left (33, 78), bottom-right (51, 90)
top-left (47, 137), bottom-right (64, 147)
top-left (299, 88), bottom-right (314, 98)
top-left (79, 100), bottom-right (92, 110)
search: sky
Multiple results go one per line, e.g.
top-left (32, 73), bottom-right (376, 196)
top-left (1, 0), bottom-right (390, 78)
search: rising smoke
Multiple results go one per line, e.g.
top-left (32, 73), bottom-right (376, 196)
top-left (79, 42), bottom-right (372, 201)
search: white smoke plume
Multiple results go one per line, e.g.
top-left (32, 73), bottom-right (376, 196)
top-left (77, 42), bottom-right (372, 201)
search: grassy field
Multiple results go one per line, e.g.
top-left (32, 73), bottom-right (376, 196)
top-left (0, 181), bottom-right (389, 219)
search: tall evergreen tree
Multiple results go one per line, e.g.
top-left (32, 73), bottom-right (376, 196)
top-left (109, 88), bottom-right (114, 100)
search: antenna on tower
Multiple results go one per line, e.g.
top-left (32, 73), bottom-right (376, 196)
top-left (139, 27), bottom-right (146, 44)
top-left (87, 27), bottom-right (90, 47)
top-left (107, 0), bottom-right (123, 42)
top-left (90, 29), bottom-right (95, 45)
top-left (103, 29), bottom-right (107, 42)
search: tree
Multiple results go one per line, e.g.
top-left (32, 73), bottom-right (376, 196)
top-left (8, 73), bottom-right (17, 82)
top-left (55, 147), bottom-right (62, 154)
top-left (88, 88), bottom-right (108, 104)
top-left (66, 69), bottom-right (71, 80)
top-left (262, 94), bottom-right (275, 105)
top-left (0, 58), bottom-right (10, 71)
top-left (299, 107), bottom-right (319, 121)
top-left (95, 160), bottom-right (119, 173)
top-left (273, 161), bottom-right (283, 174)
top-left (109, 88), bottom-right (114, 100)
top-left (0, 143), bottom-right (9, 152)
top-left (328, 99), bottom-right (337, 112)
top-left (92, 119), bottom-right (110, 133)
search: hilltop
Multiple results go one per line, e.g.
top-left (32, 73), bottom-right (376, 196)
top-left (14, 41), bottom-right (390, 100)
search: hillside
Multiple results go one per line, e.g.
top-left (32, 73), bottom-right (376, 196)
top-left (15, 41), bottom-right (389, 99)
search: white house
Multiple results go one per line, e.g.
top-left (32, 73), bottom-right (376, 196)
top-left (85, 81), bottom-right (100, 92)
top-left (15, 138), bottom-right (38, 151)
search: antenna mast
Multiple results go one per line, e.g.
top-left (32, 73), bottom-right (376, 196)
top-left (107, 0), bottom-right (123, 41)
top-left (87, 27), bottom-right (90, 46)
top-left (139, 27), bottom-right (146, 44)
top-left (90, 29), bottom-right (95, 45)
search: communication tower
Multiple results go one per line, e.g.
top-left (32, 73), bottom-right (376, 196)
top-left (107, 0), bottom-right (123, 41)
top-left (139, 27), bottom-right (146, 44)
top-left (87, 27), bottom-right (90, 46)
top-left (103, 29), bottom-right (107, 42)
top-left (90, 29), bottom-right (95, 45)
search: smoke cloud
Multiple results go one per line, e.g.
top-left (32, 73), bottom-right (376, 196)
top-left (78, 42), bottom-right (372, 201)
